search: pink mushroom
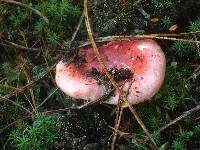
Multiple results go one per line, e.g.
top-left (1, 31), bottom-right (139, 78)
top-left (55, 39), bottom-right (166, 105)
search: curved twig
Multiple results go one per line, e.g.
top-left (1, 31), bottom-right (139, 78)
top-left (158, 105), bottom-right (200, 132)
top-left (79, 35), bottom-right (200, 48)
top-left (1, 40), bottom-right (42, 51)
top-left (1, 0), bottom-right (49, 23)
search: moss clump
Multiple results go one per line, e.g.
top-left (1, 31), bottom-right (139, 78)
top-left (10, 111), bottom-right (109, 150)
top-left (10, 114), bottom-right (64, 150)
top-left (1, 0), bottom-right (81, 49)
top-left (171, 18), bottom-right (200, 59)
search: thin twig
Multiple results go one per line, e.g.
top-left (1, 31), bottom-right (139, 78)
top-left (193, 34), bottom-right (200, 56)
top-left (108, 126), bottom-right (157, 149)
top-left (0, 96), bottom-right (33, 115)
top-left (37, 88), bottom-right (58, 108)
top-left (1, 0), bottom-right (49, 23)
top-left (23, 93), bottom-right (36, 114)
top-left (21, 59), bottom-right (38, 115)
top-left (158, 105), bottom-right (200, 132)
top-left (0, 40), bottom-right (42, 51)
top-left (70, 10), bottom-right (84, 44)
top-left (149, 31), bottom-right (200, 37)
top-left (0, 84), bottom-right (23, 92)
top-left (0, 65), bottom-right (55, 101)
top-left (187, 65), bottom-right (200, 80)
top-left (111, 107), bottom-right (124, 150)
top-left (44, 107), bottom-right (70, 114)
top-left (128, 106), bottom-right (157, 147)
top-left (79, 35), bottom-right (200, 48)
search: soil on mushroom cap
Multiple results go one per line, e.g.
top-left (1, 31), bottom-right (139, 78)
top-left (85, 67), bottom-right (133, 82)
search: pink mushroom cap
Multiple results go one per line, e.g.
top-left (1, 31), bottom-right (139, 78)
top-left (55, 39), bottom-right (166, 105)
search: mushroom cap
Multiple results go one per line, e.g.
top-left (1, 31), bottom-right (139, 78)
top-left (55, 39), bottom-right (166, 105)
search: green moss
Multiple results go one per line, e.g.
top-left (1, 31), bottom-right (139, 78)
top-left (172, 139), bottom-right (186, 150)
top-left (162, 61), bottom-right (191, 110)
top-left (171, 17), bottom-right (200, 58)
top-left (152, 0), bottom-right (174, 13)
top-left (10, 114), bottom-right (64, 150)
top-left (1, 0), bottom-right (81, 47)
top-left (194, 123), bottom-right (200, 136)
top-left (160, 16), bottom-right (173, 27)
top-left (1, 63), bottom-right (24, 83)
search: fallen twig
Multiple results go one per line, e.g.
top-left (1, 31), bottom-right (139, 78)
top-left (0, 40), bottom-right (42, 51)
top-left (111, 107), bottom-right (124, 150)
top-left (79, 35), bottom-right (200, 48)
top-left (0, 65), bottom-right (55, 101)
top-left (187, 65), bottom-right (200, 81)
top-left (108, 126), bottom-right (158, 149)
top-left (37, 88), bottom-right (58, 108)
top-left (158, 105), bottom-right (200, 132)
top-left (70, 10), bottom-right (84, 45)
top-left (149, 31), bottom-right (200, 37)
top-left (0, 96), bottom-right (33, 115)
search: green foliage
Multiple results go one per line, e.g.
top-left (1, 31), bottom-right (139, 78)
top-left (1, 63), bottom-right (23, 83)
top-left (171, 41), bottom-right (196, 58)
top-left (161, 16), bottom-right (172, 27)
top-left (162, 61), bottom-right (190, 110)
top-left (171, 128), bottom-right (196, 150)
top-left (171, 18), bottom-right (200, 58)
top-left (178, 128), bottom-right (193, 141)
top-left (172, 139), bottom-right (186, 150)
top-left (35, 0), bottom-right (80, 33)
top-left (152, 131), bottom-right (160, 143)
top-left (1, 0), bottom-right (81, 47)
top-left (10, 114), bottom-right (64, 150)
top-left (188, 18), bottom-right (200, 32)
top-left (38, 0), bottom-right (80, 21)
top-left (31, 66), bottom-right (46, 80)
top-left (152, 0), bottom-right (174, 13)
top-left (194, 123), bottom-right (200, 136)
top-left (34, 19), bottom-right (47, 32)
top-left (131, 138), bottom-right (148, 150)
top-left (146, 116), bottom-right (162, 130)
top-left (9, 8), bottom-right (32, 28)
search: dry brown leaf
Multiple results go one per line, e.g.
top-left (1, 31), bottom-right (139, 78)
top-left (150, 17), bottom-right (159, 23)
top-left (0, 32), bottom-right (4, 40)
top-left (169, 24), bottom-right (178, 32)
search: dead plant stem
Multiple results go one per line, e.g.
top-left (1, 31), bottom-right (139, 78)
top-left (111, 107), bottom-right (124, 150)
top-left (158, 105), bottom-right (200, 132)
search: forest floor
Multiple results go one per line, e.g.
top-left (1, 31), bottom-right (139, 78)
top-left (0, 0), bottom-right (200, 150)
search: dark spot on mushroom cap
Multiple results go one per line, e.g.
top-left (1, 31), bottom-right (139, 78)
top-left (85, 68), bottom-right (101, 79)
top-left (109, 67), bottom-right (133, 82)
